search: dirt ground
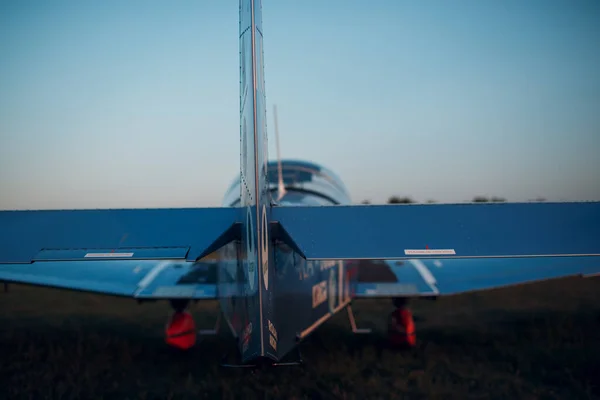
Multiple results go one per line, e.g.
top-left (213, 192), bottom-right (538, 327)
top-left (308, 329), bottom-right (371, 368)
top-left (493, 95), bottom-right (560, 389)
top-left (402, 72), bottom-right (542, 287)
top-left (1, 277), bottom-right (599, 399)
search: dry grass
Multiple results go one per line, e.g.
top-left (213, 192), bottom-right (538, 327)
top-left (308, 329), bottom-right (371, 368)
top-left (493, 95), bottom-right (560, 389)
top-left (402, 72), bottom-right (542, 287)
top-left (1, 277), bottom-right (599, 399)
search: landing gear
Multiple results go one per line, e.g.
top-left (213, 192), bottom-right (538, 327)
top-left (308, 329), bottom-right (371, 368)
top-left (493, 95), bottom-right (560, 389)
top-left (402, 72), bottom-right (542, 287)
top-left (345, 299), bottom-right (416, 348)
top-left (387, 297), bottom-right (416, 348)
top-left (164, 299), bottom-right (221, 350)
top-left (198, 313), bottom-right (221, 336)
top-left (346, 305), bottom-right (371, 334)
top-left (166, 310), bottom-right (197, 350)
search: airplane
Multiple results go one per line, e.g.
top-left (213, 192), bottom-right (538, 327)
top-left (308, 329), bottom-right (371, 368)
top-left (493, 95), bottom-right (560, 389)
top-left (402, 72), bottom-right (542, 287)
top-left (1, 0), bottom-right (600, 367)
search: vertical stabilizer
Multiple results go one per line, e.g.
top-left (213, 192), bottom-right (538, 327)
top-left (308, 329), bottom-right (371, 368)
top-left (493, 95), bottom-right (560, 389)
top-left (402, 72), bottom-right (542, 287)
top-left (236, 0), bottom-right (275, 362)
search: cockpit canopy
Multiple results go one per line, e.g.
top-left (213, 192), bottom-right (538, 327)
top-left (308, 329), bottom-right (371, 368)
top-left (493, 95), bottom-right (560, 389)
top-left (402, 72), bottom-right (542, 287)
top-left (222, 160), bottom-right (351, 206)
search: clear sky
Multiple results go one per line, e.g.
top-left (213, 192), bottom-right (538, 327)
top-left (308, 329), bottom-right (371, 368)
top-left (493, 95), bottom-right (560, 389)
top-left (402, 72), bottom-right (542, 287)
top-left (1, 0), bottom-right (599, 209)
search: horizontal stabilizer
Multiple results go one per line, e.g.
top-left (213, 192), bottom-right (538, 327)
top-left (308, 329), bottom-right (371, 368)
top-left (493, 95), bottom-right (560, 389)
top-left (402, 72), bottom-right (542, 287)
top-left (0, 207), bottom-right (240, 298)
top-left (356, 256), bottom-right (600, 298)
top-left (0, 207), bottom-right (239, 264)
top-left (272, 202), bottom-right (600, 260)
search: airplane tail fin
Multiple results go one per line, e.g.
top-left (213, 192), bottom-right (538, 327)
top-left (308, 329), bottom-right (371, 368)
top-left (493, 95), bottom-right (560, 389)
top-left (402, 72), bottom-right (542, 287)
top-left (239, 0), bottom-right (269, 211)
top-left (219, 0), bottom-right (274, 363)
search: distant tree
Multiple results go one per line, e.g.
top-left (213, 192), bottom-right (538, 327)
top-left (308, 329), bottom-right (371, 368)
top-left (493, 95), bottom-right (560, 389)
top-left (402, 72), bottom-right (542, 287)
top-left (425, 199), bottom-right (437, 204)
top-left (473, 196), bottom-right (506, 203)
top-left (361, 200), bottom-right (371, 204)
top-left (534, 197), bottom-right (546, 202)
top-left (388, 196), bottom-right (414, 204)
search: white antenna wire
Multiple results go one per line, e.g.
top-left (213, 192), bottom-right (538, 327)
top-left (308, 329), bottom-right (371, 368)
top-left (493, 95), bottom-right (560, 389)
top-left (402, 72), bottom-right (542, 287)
top-left (273, 104), bottom-right (287, 201)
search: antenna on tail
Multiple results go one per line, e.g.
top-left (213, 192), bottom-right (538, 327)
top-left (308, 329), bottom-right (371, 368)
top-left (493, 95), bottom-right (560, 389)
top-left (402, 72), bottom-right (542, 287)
top-left (273, 104), bottom-right (287, 201)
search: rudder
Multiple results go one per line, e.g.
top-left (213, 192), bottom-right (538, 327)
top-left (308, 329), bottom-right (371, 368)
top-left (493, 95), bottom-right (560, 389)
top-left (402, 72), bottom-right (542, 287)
top-left (233, 0), bottom-right (274, 363)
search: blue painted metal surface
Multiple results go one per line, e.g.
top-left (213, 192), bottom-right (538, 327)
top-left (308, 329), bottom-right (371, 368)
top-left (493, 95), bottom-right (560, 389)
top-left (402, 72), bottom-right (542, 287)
top-left (358, 260), bottom-right (438, 296)
top-left (0, 207), bottom-right (238, 264)
top-left (272, 202), bottom-right (600, 260)
top-left (0, 259), bottom-right (218, 299)
top-left (429, 256), bottom-right (600, 294)
top-left (216, 0), bottom-right (273, 364)
top-left (356, 256), bottom-right (600, 297)
top-left (272, 245), bottom-right (356, 358)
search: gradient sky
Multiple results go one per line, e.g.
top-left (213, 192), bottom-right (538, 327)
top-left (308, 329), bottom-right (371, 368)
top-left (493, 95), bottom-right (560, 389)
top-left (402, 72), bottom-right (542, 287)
top-left (1, 0), bottom-right (599, 209)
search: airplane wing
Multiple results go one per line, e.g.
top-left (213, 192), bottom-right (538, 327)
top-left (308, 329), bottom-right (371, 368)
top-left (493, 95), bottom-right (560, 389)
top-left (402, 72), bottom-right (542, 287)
top-left (0, 208), bottom-right (239, 299)
top-left (0, 259), bottom-right (218, 299)
top-left (355, 257), bottom-right (600, 298)
top-left (272, 202), bottom-right (600, 297)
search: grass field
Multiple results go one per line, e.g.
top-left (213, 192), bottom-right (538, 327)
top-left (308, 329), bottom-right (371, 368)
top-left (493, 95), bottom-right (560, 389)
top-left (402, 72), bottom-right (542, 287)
top-left (1, 277), bottom-right (599, 399)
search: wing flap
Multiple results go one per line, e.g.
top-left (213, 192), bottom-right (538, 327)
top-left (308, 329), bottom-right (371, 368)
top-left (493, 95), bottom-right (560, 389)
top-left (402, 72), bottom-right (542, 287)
top-left (272, 202), bottom-right (600, 260)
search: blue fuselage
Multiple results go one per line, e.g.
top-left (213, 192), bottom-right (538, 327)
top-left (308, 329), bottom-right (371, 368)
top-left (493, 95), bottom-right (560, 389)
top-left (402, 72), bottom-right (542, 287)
top-left (218, 160), bottom-right (358, 363)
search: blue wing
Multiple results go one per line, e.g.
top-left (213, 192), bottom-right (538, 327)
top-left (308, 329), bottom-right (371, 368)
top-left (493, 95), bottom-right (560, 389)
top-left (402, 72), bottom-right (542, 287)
top-left (272, 202), bottom-right (600, 297)
top-left (0, 208), bottom-right (240, 299)
top-left (0, 259), bottom-right (219, 299)
top-left (355, 257), bottom-right (600, 298)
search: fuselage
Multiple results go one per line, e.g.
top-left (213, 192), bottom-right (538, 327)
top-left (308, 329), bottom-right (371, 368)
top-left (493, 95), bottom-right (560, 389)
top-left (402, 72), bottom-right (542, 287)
top-left (217, 160), bottom-right (357, 363)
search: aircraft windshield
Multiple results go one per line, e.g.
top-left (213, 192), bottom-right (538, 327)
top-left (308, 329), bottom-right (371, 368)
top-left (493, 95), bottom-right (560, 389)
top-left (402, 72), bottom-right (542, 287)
top-left (267, 160), bottom-right (349, 195)
top-left (222, 160), bottom-right (351, 206)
